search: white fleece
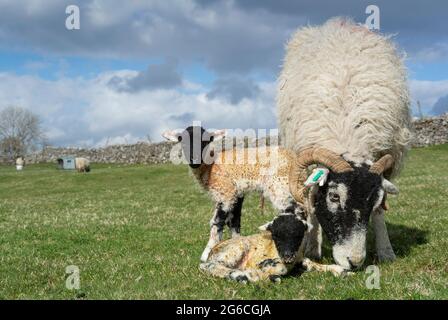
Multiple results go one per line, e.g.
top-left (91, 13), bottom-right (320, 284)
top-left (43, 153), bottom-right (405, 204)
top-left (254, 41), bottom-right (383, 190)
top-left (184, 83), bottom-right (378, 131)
top-left (277, 17), bottom-right (412, 177)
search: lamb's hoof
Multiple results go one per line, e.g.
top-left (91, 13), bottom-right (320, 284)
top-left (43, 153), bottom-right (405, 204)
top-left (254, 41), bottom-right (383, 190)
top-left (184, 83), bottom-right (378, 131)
top-left (330, 265), bottom-right (347, 277)
top-left (301, 258), bottom-right (312, 271)
top-left (229, 271), bottom-right (249, 284)
top-left (269, 275), bottom-right (282, 284)
top-left (377, 248), bottom-right (396, 263)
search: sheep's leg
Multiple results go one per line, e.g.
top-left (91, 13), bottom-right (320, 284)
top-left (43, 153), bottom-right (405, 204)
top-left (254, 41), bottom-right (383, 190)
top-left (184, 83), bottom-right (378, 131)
top-left (305, 212), bottom-right (322, 260)
top-left (200, 203), bottom-right (229, 262)
top-left (302, 258), bottom-right (350, 277)
top-left (226, 196), bottom-right (244, 238)
top-left (372, 208), bottom-right (396, 262)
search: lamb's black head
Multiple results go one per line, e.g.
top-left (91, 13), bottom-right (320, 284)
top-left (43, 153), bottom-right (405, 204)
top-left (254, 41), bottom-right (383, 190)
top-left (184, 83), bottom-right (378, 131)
top-left (259, 214), bottom-right (308, 264)
top-left (290, 149), bottom-right (399, 270)
top-left (162, 126), bottom-right (226, 168)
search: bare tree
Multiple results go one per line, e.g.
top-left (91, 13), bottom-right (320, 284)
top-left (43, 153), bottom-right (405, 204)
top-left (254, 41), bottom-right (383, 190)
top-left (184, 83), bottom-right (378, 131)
top-left (0, 106), bottom-right (45, 161)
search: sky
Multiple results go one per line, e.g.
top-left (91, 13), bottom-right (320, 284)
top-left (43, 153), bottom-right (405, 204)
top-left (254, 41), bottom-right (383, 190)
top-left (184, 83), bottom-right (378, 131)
top-left (0, 0), bottom-right (447, 147)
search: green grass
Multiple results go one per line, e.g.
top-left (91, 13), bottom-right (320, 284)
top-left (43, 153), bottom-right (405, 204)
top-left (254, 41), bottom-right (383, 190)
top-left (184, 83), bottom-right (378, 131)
top-left (0, 145), bottom-right (447, 300)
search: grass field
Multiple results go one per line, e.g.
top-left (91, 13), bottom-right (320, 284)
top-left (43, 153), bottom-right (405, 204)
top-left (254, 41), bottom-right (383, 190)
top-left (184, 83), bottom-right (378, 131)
top-left (0, 144), bottom-right (447, 299)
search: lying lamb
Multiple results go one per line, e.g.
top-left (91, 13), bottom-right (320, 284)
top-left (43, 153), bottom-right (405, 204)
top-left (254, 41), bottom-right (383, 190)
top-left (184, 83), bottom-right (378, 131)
top-left (200, 213), bottom-right (348, 283)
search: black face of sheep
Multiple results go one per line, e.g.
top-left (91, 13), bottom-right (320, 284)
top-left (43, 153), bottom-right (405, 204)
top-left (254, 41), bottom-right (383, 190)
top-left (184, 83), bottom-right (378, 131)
top-left (291, 149), bottom-right (399, 270)
top-left (313, 165), bottom-right (385, 269)
top-left (262, 214), bottom-right (308, 264)
top-left (162, 126), bottom-right (225, 168)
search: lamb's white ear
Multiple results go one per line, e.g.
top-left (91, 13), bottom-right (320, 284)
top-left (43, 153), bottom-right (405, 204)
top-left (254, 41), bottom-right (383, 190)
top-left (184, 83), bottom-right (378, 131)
top-left (162, 130), bottom-right (180, 142)
top-left (211, 129), bottom-right (226, 141)
top-left (382, 179), bottom-right (399, 195)
top-left (258, 221), bottom-right (273, 231)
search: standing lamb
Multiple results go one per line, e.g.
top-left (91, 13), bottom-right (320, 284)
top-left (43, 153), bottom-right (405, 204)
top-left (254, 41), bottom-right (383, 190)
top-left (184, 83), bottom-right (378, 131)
top-left (75, 157), bottom-right (91, 173)
top-left (277, 18), bottom-right (412, 269)
top-left (163, 126), bottom-right (352, 262)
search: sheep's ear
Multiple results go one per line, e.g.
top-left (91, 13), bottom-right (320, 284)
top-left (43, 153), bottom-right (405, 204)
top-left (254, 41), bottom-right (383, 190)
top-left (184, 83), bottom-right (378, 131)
top-left (258, 221), bottom-right (273, 231)
top-left (382, 179), bottom-right (399, 195)
top-left (162, 130), bottom-right (180, 142)
top-left (211, 129), bottom-right (226, 141)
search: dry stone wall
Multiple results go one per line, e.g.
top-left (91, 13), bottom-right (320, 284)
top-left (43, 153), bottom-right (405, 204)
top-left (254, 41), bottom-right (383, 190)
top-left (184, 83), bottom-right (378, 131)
top-left (3, 115), bottom-right (446, 165)
top-left (412, 114), bottom-right (448, 147)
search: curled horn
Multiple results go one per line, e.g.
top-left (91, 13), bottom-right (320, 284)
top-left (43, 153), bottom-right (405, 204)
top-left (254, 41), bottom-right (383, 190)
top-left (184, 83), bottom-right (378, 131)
top-left (369, 154), bottom-right (394, 175)
top-left (289, 147), bottom-right (353, 204)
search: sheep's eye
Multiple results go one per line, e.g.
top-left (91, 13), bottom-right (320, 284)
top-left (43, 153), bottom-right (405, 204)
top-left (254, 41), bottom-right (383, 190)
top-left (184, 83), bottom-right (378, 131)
top-left (329, 192), bottom-right (340, 202)
top-left (177, 135), bottom-right (182, 142)
top-left (209, 135), bottom-right (214, 142)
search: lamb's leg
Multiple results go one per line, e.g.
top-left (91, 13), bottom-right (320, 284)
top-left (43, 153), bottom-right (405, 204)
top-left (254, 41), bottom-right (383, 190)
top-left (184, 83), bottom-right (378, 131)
top-left (199, 262), bottom-right (243, 281)
top-left (305, 212), bottom-right (322, 260)
top-left (372, 207), bottom-right (396, 262)
top-left (226, 196), bottom-right (244, 238)
top-left (257, 258), bottom-right (288, 283)
top-left (302, 258), bottom-right (351, 277)
top-left (200, 203), bottom-right (229, 262)
top-left (200, 263), bottom-right (263, 283)
top-left (200, 242), bottom-right (253, 283)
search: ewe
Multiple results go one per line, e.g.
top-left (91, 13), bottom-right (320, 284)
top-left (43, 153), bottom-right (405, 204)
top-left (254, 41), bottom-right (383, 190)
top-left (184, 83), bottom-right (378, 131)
top-left (277, 18), bottom-right (411, 269)
top-left (75, 157), bottom-right (91, 173)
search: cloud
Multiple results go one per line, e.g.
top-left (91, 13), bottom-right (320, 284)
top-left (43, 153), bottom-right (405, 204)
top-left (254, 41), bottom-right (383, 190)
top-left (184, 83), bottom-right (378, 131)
top-left (108, 60), bottom-right (182, 92)
top-left (430, 94), bottom-right (448, 115)
top-left (207, 76), bottom-right (261, 104)
top-left (0, 0), bottom-right (447, 147)
top-left (22, 60), bottom-right (51, 72)
top-left (0, 71), bottom-right (277, 147)
top-left (0, 69), bottom-right (446, 147)
top-left (168, 112), bottom-right (195, 123)
top-left (413, 42), bottom-right (448, 63)
top-left (0, 0), bottom-right (447, 74)
top-left (409, 79), bottom-right (448, 114)
top-left (0, 0), bottom-right (297, 75)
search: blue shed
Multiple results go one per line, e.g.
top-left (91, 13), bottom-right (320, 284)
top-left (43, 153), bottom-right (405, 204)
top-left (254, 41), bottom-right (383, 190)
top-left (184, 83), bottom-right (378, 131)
top-left (57, 156), bottom-right (76, 170)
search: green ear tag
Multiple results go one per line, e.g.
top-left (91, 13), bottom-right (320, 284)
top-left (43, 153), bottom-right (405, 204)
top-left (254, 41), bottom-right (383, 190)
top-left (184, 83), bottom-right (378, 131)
top-left (312, 170), bottom-right (324, 182)
top-left (304, 168), bottom-right (329, 187)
